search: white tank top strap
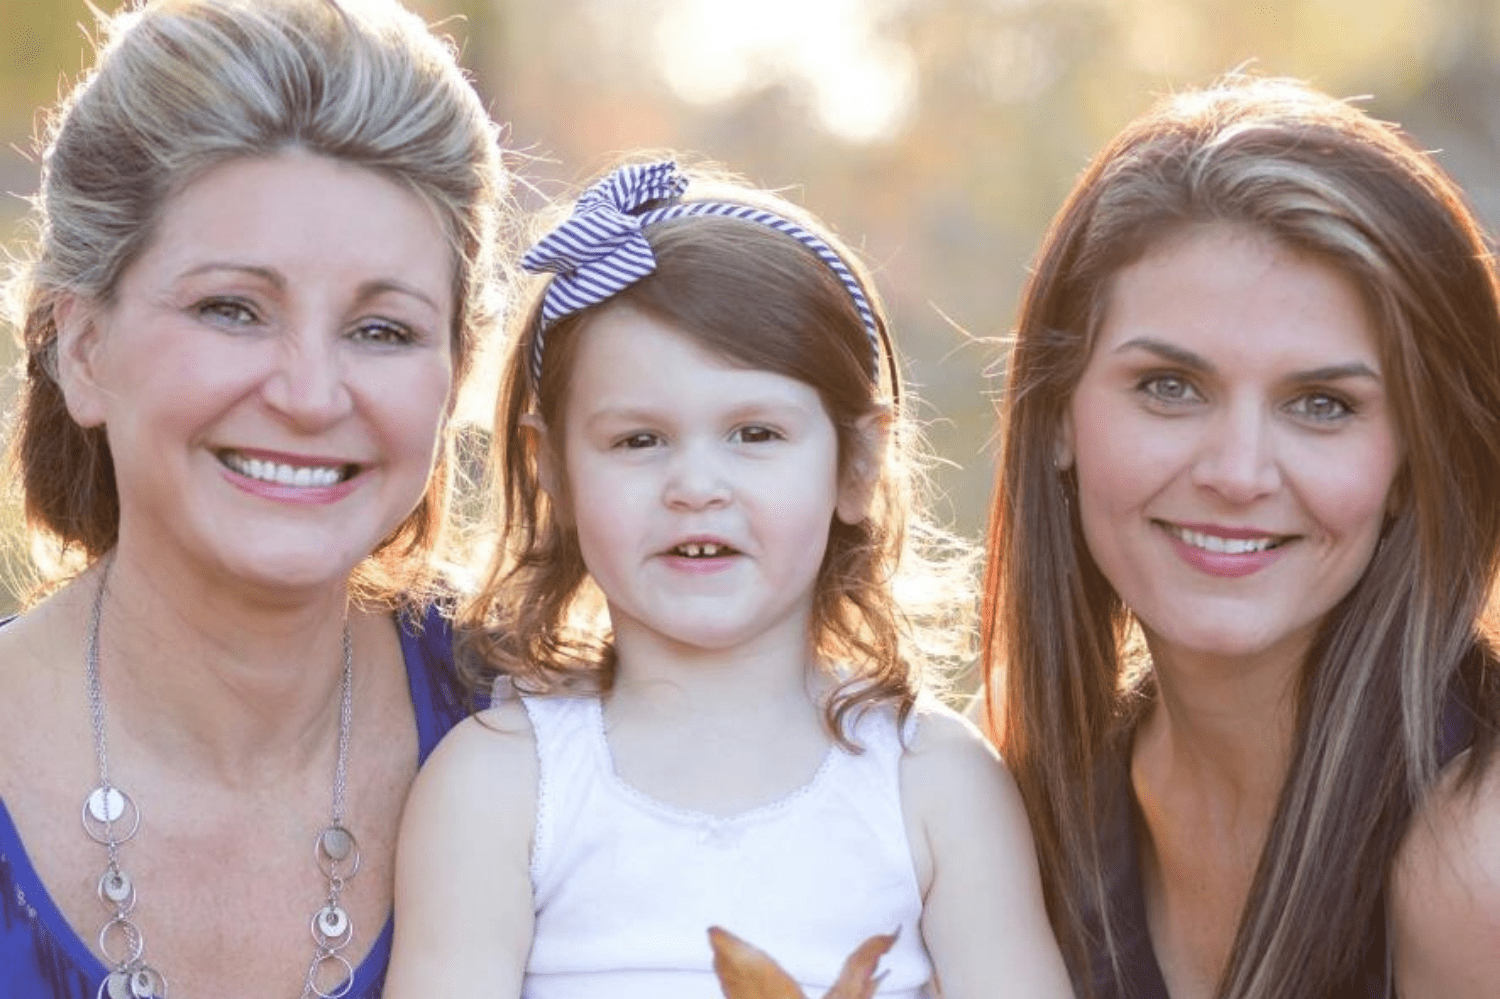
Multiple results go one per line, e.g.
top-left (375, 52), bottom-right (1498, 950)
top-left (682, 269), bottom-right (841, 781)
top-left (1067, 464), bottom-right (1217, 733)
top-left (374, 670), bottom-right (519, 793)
top-left (518, 694), bottom-right (602, 883)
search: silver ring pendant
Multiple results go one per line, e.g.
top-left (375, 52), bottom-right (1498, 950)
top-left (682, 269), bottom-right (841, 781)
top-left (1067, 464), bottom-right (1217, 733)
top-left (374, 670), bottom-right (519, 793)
top-left (98, 915), bottom-right (145, 967)
top-left (306, 952), bottom-right (354, 999)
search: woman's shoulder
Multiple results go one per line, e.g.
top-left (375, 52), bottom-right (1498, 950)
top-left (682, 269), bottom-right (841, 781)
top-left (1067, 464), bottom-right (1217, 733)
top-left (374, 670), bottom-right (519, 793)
top-left (1390, 748), bottom-right (1500, 998)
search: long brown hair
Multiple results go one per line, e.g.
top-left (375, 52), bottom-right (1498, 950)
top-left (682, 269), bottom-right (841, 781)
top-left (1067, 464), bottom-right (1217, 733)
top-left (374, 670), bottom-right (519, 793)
top-left (984, 75), bottom-right (1500, 998)
top-left (462, 159), bottom-right (976, 745)
top-left (4, 0), bottom-right (509, 604)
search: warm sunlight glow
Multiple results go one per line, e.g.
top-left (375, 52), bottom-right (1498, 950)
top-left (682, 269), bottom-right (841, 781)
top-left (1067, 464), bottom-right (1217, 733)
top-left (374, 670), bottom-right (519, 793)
top-left (651, 0), bottom-right (917, 143)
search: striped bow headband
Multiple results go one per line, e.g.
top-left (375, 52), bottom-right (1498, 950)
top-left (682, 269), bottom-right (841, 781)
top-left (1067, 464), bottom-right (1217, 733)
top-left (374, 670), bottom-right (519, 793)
top-left (520, 160), bottom-right (883, 387)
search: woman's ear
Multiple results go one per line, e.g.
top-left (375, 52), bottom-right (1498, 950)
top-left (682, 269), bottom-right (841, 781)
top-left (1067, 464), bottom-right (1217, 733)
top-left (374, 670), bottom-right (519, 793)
top-left (521, 413), bottom-right (570, 524)
top-left (1054, 408), bottom-right (1076, 472)
top-left (836, 407), bottom-right (892, 525)
top-left (53, 294), bottom-right (109, 428)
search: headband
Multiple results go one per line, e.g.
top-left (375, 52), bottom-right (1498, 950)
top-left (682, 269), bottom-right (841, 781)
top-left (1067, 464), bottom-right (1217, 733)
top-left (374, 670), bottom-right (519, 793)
top-left (520, 160), bottom-right (884, 387)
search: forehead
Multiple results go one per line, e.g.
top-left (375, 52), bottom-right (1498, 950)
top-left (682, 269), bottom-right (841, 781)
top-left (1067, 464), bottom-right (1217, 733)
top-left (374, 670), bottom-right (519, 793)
top-left (124, 151), bottom-right (455, 307)
top-left (1092, 225), bottom-right (1380, 370)
top-left (562, 304), bottom-right (830, 419)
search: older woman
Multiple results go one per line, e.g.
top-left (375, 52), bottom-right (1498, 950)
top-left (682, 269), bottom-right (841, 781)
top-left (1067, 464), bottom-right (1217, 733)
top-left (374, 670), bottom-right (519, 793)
top-left (983, 76), bottom-right (1500, 999)
top-left (0, 2), bottom-right (507, 997)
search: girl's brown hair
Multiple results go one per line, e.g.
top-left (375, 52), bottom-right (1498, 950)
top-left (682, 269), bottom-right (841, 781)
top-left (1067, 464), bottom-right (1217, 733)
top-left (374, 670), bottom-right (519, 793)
top-left (985, 75), bottom-right (1500, 998)
top-left (463, 160), bottom-right (976, 745)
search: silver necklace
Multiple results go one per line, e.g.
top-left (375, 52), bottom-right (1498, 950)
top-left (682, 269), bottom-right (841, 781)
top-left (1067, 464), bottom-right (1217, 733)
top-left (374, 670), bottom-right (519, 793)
top-left (82, 559), bottom-right (361, 999)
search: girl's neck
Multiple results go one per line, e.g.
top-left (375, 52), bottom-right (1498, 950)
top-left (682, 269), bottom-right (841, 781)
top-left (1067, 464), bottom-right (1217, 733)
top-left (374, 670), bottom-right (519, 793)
top-left (608, 613), bottom-right (824, 721)
top-left (84, 548), bottom-right (355, 780)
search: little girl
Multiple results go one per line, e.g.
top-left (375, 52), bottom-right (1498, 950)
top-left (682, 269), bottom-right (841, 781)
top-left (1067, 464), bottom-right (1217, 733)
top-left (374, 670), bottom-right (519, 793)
top-left (385, 159), bottom-right (1073, 999)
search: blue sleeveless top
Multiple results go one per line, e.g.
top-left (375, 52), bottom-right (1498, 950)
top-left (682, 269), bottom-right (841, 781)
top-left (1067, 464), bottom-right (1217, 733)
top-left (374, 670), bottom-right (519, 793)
top-left (1082, 687), bottom-right (1478, 999)
top-left (0, 602), bottom-right (473, 999)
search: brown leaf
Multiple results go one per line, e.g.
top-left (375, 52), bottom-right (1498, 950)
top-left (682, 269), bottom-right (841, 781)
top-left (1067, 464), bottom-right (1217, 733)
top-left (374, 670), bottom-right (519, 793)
top-left (710, 926), bottom-right (806, 999)
top-left (709, 925), bottom-right (900, 999)
top-left (825, 930), bottom-right (898, 999)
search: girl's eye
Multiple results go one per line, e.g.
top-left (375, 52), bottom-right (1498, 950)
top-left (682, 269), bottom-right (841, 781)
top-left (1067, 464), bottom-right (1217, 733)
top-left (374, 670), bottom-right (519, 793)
top-left (195, 297), bottom-right (259, 327)
top-left (731, 425), bottom-right (783, 444)
top-left (351, 319), bottom-right (416, 347)
top-left (616, 432), bottom-right (662, 450)
top-left (1286, 391), bottom-right (1353, 422)
top-left (1138, 373), bottom-right (1202, 406)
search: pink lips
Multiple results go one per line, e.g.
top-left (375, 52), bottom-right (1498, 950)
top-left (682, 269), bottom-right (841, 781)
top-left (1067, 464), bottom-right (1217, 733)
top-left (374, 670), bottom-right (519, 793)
top-left (1162, 522), bottom-right (1290, 578)
top-left (219, 450), bottom-right (360, 506)
top-left (660, 538), bottom-right (739, 575)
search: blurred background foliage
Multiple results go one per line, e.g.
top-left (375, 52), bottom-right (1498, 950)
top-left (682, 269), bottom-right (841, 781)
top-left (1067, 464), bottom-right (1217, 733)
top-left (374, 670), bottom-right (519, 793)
top-left (2, 0), bottom-right (1498, 615)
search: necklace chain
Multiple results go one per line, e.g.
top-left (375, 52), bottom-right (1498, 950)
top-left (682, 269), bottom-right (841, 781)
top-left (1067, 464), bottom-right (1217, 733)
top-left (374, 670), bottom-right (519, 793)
top-left (82, 558), bottom-right (360, 999)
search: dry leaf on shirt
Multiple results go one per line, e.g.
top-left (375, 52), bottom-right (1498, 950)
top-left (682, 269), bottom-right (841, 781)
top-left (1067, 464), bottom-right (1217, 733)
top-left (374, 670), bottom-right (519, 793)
top-left (709, 925), bottom-right (899, 999)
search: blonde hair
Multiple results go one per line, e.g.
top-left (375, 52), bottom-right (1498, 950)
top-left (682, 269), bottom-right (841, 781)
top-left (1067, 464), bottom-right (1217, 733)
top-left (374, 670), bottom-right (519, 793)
top-left (985, 76), bottom-right (1500, 999)
top-left (5, 0), bottom-right (509, 604)
top-left (463, 157), bottom-right (977, 745)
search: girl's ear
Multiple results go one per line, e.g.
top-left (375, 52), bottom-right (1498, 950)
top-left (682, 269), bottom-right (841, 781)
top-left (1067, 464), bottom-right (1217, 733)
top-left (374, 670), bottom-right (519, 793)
top-left (54, 294), bottom-right (109, 428)
top-left (836, 407), bottom-right (892, 525)
top-left (521, 413), bottom-right (571, 525)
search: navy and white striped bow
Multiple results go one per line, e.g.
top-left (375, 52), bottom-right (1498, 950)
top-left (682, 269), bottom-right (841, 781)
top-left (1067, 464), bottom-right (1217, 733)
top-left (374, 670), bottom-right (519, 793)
top-left (521, 161), bottom-right (688, 327)
top-left (521, 159), bottom-right (883, 387)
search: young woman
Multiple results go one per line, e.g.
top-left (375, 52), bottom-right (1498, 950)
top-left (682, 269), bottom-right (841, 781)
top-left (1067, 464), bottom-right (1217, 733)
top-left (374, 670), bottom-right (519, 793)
top-left (983, 76), bottom-right (1500, 999)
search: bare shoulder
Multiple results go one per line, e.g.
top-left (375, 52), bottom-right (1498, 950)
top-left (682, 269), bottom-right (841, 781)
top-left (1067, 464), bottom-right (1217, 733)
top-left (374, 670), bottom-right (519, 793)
top-left (897, 700), bottom-right (1031, 891)
top-left (388, 698), bottom-right (539, 996)
top-left (1391, 749), bottom-right (1500, 998)
top-left (896, 702), bottom-right (1075, 998)
top-left (408, 698), bottom-right (538, 815)
top-left (901, 700), bottom-right (1020, 801)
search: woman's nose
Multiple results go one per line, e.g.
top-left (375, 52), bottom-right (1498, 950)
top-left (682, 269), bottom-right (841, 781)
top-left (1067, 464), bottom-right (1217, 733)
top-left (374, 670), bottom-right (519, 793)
top-left (261, 329), bottom-right (354, 430)
top-left (1190, 405), bottom-right (1282, 503)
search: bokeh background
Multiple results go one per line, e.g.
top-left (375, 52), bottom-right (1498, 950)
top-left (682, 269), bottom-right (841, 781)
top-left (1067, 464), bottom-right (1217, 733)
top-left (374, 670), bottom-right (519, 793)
top-left (3, 0), bottom-right (1498, 617)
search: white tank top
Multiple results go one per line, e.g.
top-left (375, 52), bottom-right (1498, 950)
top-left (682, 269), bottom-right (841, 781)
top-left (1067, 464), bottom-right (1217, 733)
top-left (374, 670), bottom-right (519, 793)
top-left (519, 695), bottom-right (934, 999)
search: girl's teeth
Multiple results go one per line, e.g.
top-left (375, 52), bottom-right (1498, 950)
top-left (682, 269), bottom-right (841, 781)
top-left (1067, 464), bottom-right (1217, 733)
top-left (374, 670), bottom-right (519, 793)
top-left (225, 453), bottom-right (344, 487)
top-left (678, 543), bottom-right (725, 558)
top-left (1172, 526), bottom-right (1276, 554)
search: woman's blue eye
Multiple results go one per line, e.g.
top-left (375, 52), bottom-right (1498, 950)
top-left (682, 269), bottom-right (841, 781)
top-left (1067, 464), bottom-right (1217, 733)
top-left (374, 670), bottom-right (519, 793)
top-left (1288, 391), bottom-right (1353, 422)
top-left (196, 298), bottom-right (258, 326)
top-left (1139, 373), bottom-right (1200, 404)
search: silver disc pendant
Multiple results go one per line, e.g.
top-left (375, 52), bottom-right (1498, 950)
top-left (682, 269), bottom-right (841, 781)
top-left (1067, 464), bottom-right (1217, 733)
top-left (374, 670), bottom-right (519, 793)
top-left (101, 970), bottom-right (133, 999)
top-left (313, 904), bottom-right (352, 945)
top-left (315, 825), bottom-right (360, 878)
top-left (83, 786), bottom-right (140, 844)
top-left (98, 868), bottom-right (134, 907)
top-left (129, 967), bottom-right (156, 998)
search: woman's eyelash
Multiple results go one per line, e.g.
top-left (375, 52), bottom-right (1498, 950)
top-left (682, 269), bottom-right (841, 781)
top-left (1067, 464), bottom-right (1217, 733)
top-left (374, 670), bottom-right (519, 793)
top-left (352, 319), bottom-right (418, 346)
top-left (1135, 372), bottom-right (1201, 404)
top-left (195, 297), bottom-right (259, 325)
top-left (1286, 391), bottom-right (1355, 421)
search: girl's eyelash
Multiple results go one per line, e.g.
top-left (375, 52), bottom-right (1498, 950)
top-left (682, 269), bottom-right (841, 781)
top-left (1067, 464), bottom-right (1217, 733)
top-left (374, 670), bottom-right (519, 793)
top-left (614, 431), bottom-right (661, 450)
top-left (732, 424), bottom-right (784, 444)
